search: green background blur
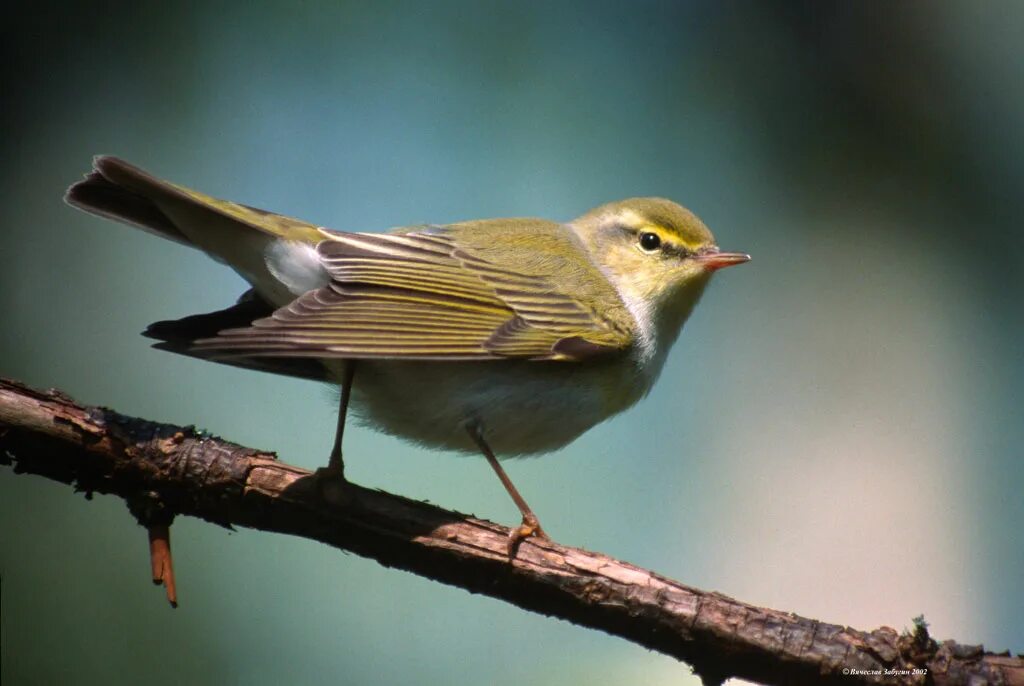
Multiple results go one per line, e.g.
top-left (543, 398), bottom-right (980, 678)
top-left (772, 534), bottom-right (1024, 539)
top-left (2, 2), bottom-right (1022, 684)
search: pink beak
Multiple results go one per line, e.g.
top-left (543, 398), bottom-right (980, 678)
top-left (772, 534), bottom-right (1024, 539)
top-left (695, 250), bottom-right (751, 271)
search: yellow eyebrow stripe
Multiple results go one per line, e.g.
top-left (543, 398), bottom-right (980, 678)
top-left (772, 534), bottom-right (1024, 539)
top-left (636, 224), bottom-right (703, 252)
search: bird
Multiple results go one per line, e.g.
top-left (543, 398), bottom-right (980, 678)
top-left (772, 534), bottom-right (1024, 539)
top-left (65, 156), bottom-right (749, 553)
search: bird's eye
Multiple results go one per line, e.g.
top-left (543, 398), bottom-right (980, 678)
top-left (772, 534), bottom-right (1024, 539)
top-left (638, 232), bottom-right (662, 252)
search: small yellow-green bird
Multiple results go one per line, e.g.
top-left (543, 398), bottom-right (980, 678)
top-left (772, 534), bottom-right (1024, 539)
top-left (66, 156), bottom-right (749, 551)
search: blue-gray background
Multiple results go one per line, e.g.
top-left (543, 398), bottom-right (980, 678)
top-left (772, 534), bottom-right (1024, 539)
top-left (2, 2), bottom-right (1021, 684)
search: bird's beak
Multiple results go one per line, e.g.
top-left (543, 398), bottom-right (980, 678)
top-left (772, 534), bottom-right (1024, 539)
top-left (695, 249), bottom-right (751, 271)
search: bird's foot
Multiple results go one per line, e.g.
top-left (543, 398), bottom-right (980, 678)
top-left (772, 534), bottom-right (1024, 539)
top-left (506, 512), bottom-right (550, 558)
top-left (311, 463), bottom-right (353, 507)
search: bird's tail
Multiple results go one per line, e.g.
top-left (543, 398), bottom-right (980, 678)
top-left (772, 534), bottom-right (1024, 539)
top-left (65, 157), bottom-right (334, 380)
top-left (65, 156), bottom-right (326, 298)
top-left (65, 156), bottom-right (195, 247)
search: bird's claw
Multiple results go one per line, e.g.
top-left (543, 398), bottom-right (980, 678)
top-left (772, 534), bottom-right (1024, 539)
top-left (506, 513), bottom-right (549, 558)
top-left (311, 464), bottom-right (352, 506)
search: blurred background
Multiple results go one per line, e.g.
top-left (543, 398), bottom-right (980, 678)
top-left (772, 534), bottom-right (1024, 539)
top-left (2, 1), bottom-right (1022, 684)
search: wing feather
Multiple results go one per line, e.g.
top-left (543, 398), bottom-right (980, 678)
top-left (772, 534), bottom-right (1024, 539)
top-left (193, 227), bottom-right (633, 361)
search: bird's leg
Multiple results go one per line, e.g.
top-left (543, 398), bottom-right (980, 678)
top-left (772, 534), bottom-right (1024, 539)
top-left (327, 360), bottom-right (357, 477)
top-left (466, 422), bottom-right (549, 556)
top-left (314, 361), bottom-right (356, 498)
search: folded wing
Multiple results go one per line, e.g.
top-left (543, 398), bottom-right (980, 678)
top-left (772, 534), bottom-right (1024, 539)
top-left (191, 229), bottom-right (633, 362)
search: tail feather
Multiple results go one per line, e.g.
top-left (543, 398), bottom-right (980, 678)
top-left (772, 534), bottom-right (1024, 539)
top-left (65, 156), bottom-right (324, 288)
top-left (65, 163), bottom-right (192, 246)
top-left (64, 155), bottom-right (333, 381)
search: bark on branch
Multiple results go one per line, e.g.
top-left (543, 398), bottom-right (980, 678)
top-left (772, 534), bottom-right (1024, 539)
top-left (1, 378), bottom-right (1020, 686)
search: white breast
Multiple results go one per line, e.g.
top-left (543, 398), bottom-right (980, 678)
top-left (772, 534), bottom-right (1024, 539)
top-left (329, 357), bottom-right (653, 457)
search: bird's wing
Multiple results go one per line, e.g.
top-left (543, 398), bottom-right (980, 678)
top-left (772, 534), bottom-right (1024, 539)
top-left (191, 226), bottom-right (634, 361)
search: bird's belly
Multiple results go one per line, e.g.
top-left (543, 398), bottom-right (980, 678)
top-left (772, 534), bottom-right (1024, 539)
top-left (338, 359), bottom-right (647, 457)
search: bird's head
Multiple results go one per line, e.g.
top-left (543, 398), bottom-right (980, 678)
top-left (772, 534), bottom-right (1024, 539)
top-left (571, 197), bottom-right (749, 316)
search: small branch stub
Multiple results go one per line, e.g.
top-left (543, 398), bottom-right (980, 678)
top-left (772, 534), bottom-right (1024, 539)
top-left (126, 490), bottom-right (178, 607)
top-left (148, 524), bottom-right (177, 608)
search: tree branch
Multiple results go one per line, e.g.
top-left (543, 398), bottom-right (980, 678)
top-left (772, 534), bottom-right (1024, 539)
top-left (1, 378), bottom-right (1020, 686)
